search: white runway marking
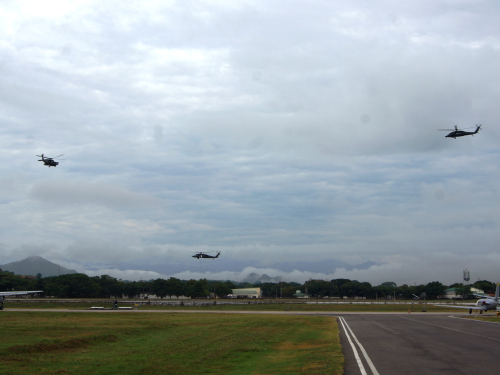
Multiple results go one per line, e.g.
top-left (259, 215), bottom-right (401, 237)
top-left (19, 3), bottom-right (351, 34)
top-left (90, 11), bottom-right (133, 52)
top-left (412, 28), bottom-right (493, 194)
top-left (339, 317), bottom-right (367, 375)
top-left (339, 317), bottom-right (380, 375)
top-left (450, 315), bottom-right (500, 325)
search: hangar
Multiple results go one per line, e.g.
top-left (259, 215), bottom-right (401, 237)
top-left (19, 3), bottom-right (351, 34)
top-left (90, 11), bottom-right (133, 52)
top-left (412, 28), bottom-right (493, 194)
top-left (443, 287), bottom-right (485, 299)
top-left (231, 288), bottom-right (262, 298)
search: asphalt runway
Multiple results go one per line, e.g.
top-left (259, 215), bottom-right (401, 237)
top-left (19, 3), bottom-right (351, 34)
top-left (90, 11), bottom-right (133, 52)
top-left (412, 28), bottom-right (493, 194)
top-left (338, 313), bottom-right (500, 375)
top-left (4, 309), bottom-right (500, 374)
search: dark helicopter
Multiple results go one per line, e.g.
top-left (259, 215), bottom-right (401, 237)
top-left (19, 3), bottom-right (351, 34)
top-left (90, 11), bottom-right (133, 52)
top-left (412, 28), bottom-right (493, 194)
top-left (37, 154), bottom-right (64, 167)
top-left (192, 252), bottom-right (221, 259)
top-left (438, 125), bottom-right (481, 139)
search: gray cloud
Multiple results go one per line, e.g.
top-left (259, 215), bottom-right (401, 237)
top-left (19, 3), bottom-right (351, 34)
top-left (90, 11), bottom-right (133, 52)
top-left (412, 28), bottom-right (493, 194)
top-left (1, 1), bottom-right (500, 285)
top-left (30, 179), bottom-right (161, 209)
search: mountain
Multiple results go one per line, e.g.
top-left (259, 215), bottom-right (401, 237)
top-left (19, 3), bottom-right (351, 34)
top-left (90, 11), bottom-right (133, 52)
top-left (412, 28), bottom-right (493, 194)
top-left (242, 273), bottom-right (282, 284)
top-left (0, 256), bottom-right (78, 277)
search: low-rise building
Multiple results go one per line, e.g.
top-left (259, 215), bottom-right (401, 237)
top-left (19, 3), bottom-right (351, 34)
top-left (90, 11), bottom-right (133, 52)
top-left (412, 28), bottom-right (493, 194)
top-left (444, 287), bottom-right (484, 299)
top-left (231, 288), bottom-right (262, 298)
top-left (293, 290), bottom-right (308, 298)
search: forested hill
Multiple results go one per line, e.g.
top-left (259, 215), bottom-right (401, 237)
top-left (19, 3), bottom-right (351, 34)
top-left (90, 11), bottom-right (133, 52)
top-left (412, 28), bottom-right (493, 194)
top-left (0, 256), bottom-right (77, 277)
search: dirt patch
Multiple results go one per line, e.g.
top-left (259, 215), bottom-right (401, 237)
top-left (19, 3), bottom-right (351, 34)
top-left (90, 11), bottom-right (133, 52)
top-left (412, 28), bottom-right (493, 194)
top-left (276, 341), bottom-right (323, 350)
top-left (6, 334), bottom-right (118, 355)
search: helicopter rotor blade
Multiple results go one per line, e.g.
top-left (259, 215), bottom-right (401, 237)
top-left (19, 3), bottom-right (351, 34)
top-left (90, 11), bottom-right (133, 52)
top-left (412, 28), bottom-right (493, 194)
top-left (53, 154), bottom-right (64, 158)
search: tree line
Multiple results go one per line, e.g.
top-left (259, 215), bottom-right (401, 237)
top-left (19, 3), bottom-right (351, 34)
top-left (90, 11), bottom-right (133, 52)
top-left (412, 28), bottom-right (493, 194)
top-left (0, 269), bottom-right (496, 299)
top-left (0, 270), bottom-right (234, 299)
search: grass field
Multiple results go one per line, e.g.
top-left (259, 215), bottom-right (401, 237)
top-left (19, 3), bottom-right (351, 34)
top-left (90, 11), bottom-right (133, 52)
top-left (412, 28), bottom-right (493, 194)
top-left (5, 300), bottom-right (465, 313)
top-left (0, 312), bottom-right (343, 375)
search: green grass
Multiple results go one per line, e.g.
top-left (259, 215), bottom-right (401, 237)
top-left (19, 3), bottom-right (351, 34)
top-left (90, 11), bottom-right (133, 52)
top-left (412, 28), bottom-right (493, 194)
top-left (6, 300), bottom-right (463, 313)
top-left (0, 312), bottom-right (343, 375)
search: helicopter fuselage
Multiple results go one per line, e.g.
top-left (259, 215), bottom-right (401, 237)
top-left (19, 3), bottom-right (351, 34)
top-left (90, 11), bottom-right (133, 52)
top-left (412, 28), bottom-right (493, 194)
top-left (42, 160), bottom-right (59, 167)
top-left (192, 252), bottom-right (220, 259)
top-left (444, 126), bottom-right (481, 139)
top-left (445, 131), bottom-right (475, 138)
top-left (37, 154), bottom-right (62, 167)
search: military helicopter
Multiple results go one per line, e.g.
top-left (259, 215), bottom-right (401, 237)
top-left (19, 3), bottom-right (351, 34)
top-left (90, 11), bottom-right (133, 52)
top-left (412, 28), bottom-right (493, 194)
top-left (37, 154), bottom-right (64, 167)
top-left (191, 252), bottom-right (221, 259)
top-left (438, 125), bottom-right (481, 139)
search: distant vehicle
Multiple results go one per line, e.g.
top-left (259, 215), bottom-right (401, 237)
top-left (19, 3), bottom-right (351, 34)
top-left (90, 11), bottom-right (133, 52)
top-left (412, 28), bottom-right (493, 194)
top-left (412, 294), bottom-right (419, 300)
top-left (37, 154), bottom-right (64, 167)
top-left (436, 283), bottom-right (499, 314)
top-left (191, 252), bottom-right (221, 259)
top-left (0, 291), bottom-right (43, 310)
top-left (438, 125), bottom-right (481, 139)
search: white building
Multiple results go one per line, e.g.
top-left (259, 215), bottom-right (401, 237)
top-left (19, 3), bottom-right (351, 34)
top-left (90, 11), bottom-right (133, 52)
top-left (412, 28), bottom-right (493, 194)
top-left (443, 287), bottom-right (485, 299)
top-left (231, 288), bottom-right (262, 298)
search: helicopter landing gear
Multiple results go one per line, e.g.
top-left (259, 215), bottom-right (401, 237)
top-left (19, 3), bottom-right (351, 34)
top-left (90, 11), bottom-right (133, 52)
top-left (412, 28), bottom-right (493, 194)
top-left (469, 309), bottom-right (472, 314)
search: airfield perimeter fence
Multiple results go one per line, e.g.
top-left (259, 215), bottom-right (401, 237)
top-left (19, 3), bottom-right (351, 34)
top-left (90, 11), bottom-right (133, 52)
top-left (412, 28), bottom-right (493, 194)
top-left (4, 298), bottom-right (477, 307)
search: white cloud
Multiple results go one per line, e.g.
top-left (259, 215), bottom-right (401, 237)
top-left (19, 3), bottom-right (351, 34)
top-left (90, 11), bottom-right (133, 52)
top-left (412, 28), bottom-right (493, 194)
top-left (1, 1), bottom-right (500, 285)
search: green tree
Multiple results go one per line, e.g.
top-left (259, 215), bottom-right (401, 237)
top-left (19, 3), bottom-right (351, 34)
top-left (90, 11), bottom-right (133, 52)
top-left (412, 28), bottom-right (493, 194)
top-left (399, 284), bottom-right (419, 299)
top-left (210, 281), bottom-right (232, 298)
top-left (380, 282), bottom-right (397, 289)
top-left (257, 283), bottom-right (279, 298)
top-left (0, 271), bottom-right (35, 291)
top-left (123, 281), bottom-right (140, 298)
top-left (454, 283), bottom-right (472, 299)
top-left (425, 281), bottom-right (445, 299)
top-left (473, 280), bottom-right (496, 295)
top-left (35, 276), bottom-right (45, 293)
top-left (186, 279), bottom-right (208, 298)
top-left (166, 278), bottom-right (185, 298)
top-left (331, 279), bottom-right (351, 290)
top-left (96, 275), bottom-right (123, 298)
top-left (306, 280), bottom-right (336, 297)
top-left (151, 278), bottom-right (169, 299)
top-left (44, 274), bottom-right (100, 298)
top-left (282, 284), bottom-right (297, 298)
top-left (224, 280), bottom-right (237, 289)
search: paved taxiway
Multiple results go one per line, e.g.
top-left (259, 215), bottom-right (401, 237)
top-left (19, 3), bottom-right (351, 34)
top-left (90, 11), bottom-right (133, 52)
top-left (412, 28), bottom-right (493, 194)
top-left (4, 309), bottom-right (499, 374)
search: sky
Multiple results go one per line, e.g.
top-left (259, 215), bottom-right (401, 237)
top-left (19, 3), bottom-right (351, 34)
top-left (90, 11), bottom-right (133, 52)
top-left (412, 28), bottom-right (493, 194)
top-left (1, 0), bottom-right (500, 285)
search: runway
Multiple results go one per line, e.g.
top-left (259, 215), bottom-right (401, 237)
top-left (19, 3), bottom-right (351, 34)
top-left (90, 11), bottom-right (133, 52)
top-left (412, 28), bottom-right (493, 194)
top-left (3, 308), bottom-right (500, 374)
top-left (339, 313), bottom-right (500, 375)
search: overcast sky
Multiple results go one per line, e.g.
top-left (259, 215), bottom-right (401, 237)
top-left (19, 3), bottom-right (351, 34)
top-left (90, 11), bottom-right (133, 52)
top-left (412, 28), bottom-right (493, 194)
top-left (1, 0), bottom-right (500, 285)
